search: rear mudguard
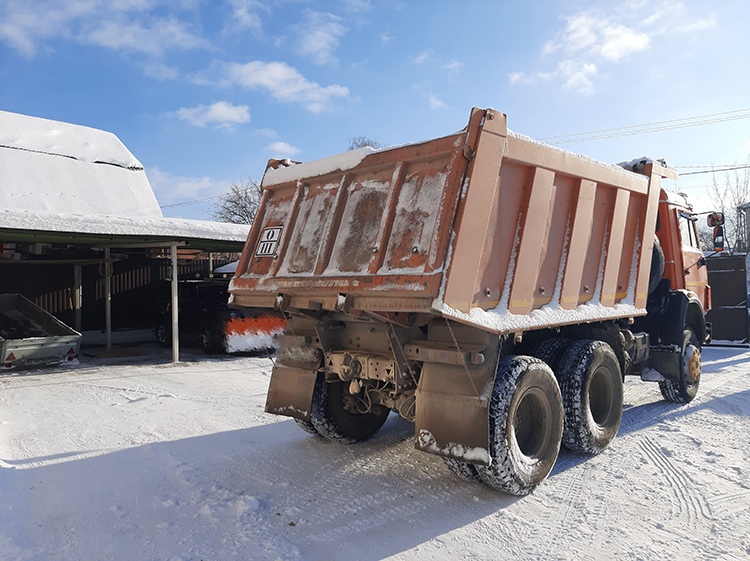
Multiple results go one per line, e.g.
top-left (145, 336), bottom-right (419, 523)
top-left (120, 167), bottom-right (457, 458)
top-left (415, 361), bottom-right (494, 466)
top-left (660, 290), bottom-right (706, 346)
top-left (265, 364), bottom-right (319, 421)
top-left (644, 290), bottom-right (705, 381)
top-left (265, 335), bottom-right (322, 421)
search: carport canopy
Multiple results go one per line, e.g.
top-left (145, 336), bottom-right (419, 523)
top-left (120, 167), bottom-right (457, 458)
top-left (0, 109), bottom-right (251, 362)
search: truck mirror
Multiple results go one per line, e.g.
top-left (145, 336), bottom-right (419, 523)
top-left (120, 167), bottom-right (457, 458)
top-left (713, 225), bottom-right (725, 252)
top-left (707, 212), bottom-right (725, 227)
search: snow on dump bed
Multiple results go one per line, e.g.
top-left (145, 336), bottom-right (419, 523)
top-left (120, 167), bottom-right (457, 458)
top-left (262, 147), bottom-right (375, 187)
top-left (261, 123), bottom-right (652, 193)
top-left (507, 130), bottom-right (659, 180)
top-left (439, 301), bottom-right (647, 335)
top-left (616, 156), bottom-right (676, 174)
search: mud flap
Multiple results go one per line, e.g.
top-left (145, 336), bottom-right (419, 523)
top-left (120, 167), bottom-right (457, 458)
top-left (265, 364), bottom-right (319, 421)
top-left (645, 348), bottom-right (681, 381)
top-left (414, 363), bottom-right (492, 466)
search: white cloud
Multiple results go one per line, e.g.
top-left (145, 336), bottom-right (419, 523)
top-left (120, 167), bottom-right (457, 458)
top-left (599, 24), bottom-right (650, 62)
top-left (429, 94), bottom-right (447, 110)
top-left (341, 0), bottom-right (372, 14)
top-left (147, 167), bottom-right (225, 205)
top-left (558, 60), bottom-right (598, 95)
top-left (294, 11), bottom-right (347, 65)
top-left (509, 71), bottom-right (554, 86)
top-left (410, 50), bottom-right (432, 64)
top-left (254, 128), bottom-right (279, 139)
top-left (265, 141), bottom-right (301, 159)
top-left (510, 61), bottom-right (597, 95)
top-left (510, 1), bottom-right (714, 95)
top-left (176, 101), bottom-right (250, 129)
top-left (381, 31), bottom-right (394, 43)
top-left (442, 60), bottom-right (462, 76)
top-left (143, 61), bottom-right (179, 81)
top-left (0, 1), bottom-right (209, 59)
top-left (546, 11), bottom-right (650, 63)
top-left (0, 1), bottom-right (91, 57)
top-left (673, 14), bottom-right (717, 33)
top-left (637, 0), bottom-right (717, 32)
top-left (220, 60), bottom-right (349, 113)
top-left (227, 0), bottom-right (264, 35)
top-left (85, 18), bottom-right (210, 56)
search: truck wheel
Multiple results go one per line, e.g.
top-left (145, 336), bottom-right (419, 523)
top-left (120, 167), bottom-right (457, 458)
top-left (310, 376), bottom-right (390, 444)
top-left (155, 322), bottom-right (170, 347)
top-left (200, 329), bottom-right (227, 354)
top-left (659, 328), bottom-right (701, 403)
top-left (443, 458), bottom-right (483, 484)
top-left (531, 338), bottom-right (570, 378)
top-left (476, 356), bottom-right (563, 496)
top-left (557, 340), bottom-right (623, 454)
top-left (294, 418), bottom-right (320, 435)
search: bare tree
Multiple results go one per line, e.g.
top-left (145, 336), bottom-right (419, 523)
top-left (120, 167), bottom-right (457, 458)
top-left (348, 136), bottom-right (384, 151)
top-left (708, 156), bottom-right (750, 252)
top-left (212, 179), bottom-right (263, 225)
top-left (697, 224), bottom-right (715, 252)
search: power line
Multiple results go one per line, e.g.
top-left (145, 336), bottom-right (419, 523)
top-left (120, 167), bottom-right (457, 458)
top-left (679, 164), bottom-right (750, 176)
top-left (539, 107), bottom-right (750, 145)
top-left (158, 109), bottom-right (749, 211)
top-left (676, 164), bottom-right (747, 169)
top-left (160, 195), bottom-right (220, 209)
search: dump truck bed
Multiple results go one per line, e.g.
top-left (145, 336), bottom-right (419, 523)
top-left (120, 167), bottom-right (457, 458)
top-left (0, 293), bottom-right (82, 369)
top-left (230, 108), bottom-right (669, 334)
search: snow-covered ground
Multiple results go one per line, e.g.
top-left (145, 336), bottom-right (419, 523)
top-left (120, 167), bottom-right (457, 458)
top-left (1, 344), bottom-right (749, 561)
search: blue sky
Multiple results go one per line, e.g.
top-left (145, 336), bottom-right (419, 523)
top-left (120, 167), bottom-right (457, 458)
top-left (2, 0), bottom-right (748, 220)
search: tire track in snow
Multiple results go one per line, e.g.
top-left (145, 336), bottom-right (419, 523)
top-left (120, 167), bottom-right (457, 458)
top-left (709, 489), bottom-right (750, 519)
top-left (535, 465), bottom-right (586, 541)
top-left (287, 438), bottom-right (452, 545)
top-left (638, 437), bottom-right (711, 528)
top-left (72, 381), bottom-right (269, 407)
top-left (515, 451), bottom-right (599, 560)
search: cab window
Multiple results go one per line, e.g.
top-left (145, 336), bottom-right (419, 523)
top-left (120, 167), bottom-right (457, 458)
top-left (678, 211), bottom-right (700, 250)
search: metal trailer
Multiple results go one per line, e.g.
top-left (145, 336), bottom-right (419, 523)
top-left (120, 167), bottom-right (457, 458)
top-left (0, 293), bottom-right (82, 370)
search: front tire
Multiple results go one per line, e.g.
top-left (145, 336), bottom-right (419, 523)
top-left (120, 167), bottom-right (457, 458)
top-left (200, 328), bottom-right (227, 354)
top-left (659, 328), bottom-right (701, 404)
top-left (476, 356), bottom-right (563, 496)
top-left (155, 322), bottom-right (170, 347)
top-left (310, 376), bottom-right (390, 444)
top-left (557, 340), bottom-right (623, 454)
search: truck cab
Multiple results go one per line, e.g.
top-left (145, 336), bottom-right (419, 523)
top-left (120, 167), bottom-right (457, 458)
top-left (656, 189), bottom-right (710, 312)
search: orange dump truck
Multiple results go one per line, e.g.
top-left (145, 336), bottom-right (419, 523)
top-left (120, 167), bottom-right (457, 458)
top-left (229, 107), bottom-right (720, 495)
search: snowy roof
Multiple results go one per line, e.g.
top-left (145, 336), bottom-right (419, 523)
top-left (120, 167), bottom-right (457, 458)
top-left (0, 111), bottom-right (249, 248)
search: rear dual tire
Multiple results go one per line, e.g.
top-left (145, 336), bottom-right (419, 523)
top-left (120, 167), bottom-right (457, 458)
top-left (471, 356), bottom-right (564, 496)
top-left (302, 375), bottom-right (390, 444)
top-left (556, 340), bottom-right (623, 454)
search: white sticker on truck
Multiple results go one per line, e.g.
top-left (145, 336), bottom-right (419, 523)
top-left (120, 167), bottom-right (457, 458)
top-left (256, 226), bottom-right (282, 257)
